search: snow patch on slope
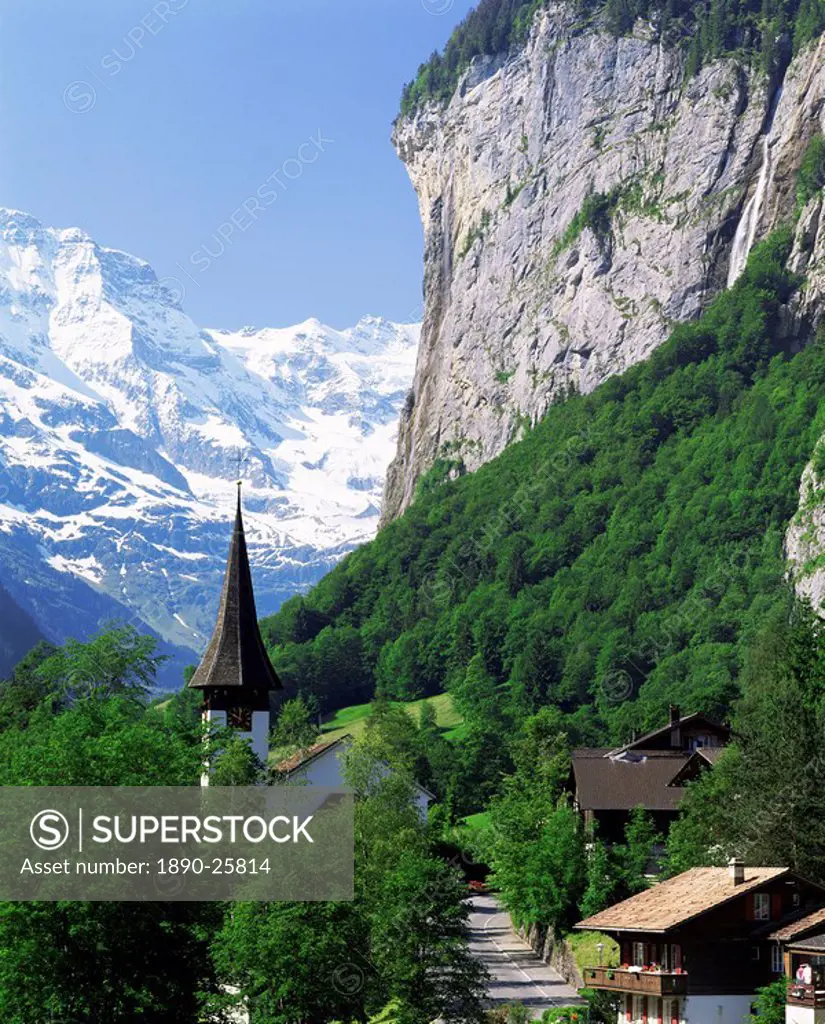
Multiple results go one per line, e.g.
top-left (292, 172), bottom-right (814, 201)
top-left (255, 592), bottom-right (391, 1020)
top-left (0, 208), bottom-right (418, 682)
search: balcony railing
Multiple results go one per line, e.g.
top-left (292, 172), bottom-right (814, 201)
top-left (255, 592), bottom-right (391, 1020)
top-left (788, 984), bottom-right (825, 1008)
top-left (582, 966), bottom-right (688, 996)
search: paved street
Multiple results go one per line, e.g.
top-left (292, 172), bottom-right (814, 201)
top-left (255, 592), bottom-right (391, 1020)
top-left (468, 894), bottom-right (585, 1019)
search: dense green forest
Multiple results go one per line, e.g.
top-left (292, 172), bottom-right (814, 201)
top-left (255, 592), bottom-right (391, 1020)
top-left (263, 228), bottom-right (825, 751)
top-left (399, 0), bottom-right (825, 116)
top-left (0, 630), bottom-right (488, 1024)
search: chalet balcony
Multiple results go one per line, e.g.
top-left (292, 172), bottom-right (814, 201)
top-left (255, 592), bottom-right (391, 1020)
top-left (788, 984), bottom-right (825, 1009)
top-left (582, 966), bottom-right (688, 996)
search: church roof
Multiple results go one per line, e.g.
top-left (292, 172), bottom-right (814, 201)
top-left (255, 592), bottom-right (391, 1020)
top-left (188, 487), bottom-right (282, 693)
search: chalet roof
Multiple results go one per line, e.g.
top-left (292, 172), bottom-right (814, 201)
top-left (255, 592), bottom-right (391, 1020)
top-left (696, 746), bottom-right (726, 763)
top-left (769, 906), bottom-right (825, 942)
top-left (188, 487), bottom-right (282, 693)
top-left (276, 735), bottom-right (350, 775)
top-left (666, 747), bottom-right (726, 787)
top-left (789, 933), bottom-right (825, 953)
top-left (575, 867), bottom-right (790, 934)
top-left (571, 749), bottom-right (689, 811)
top-left (619, 712), bottom-right (730, 753)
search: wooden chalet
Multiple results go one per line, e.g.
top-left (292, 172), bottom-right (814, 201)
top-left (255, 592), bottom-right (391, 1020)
top-left (570, 707), bottom-right (730, 842)
top-left (575, 860), bottom-right (825, 1024)
top-left (769, 908), bottom-right (825, 1024)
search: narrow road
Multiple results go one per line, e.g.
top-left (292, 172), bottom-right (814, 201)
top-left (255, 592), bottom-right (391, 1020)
top-left (468, 893), bottom-right (585, 1019)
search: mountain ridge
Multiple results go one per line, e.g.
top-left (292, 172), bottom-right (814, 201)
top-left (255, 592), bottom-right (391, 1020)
top-left (0, 208), bottom-right (418, 685)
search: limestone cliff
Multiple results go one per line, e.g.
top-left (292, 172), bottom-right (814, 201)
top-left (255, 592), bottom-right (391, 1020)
top-left (768, 41), bottom-right (825, 612)
top-left (383, 3), bottom-right (825, 521)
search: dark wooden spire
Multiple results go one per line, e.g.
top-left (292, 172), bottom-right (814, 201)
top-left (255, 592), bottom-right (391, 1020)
top-left (188, 485), bottom-right (281, 693)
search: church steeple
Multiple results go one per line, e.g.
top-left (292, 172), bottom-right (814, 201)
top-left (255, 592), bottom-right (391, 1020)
top-left (189, 484), bottom-right (281, 766)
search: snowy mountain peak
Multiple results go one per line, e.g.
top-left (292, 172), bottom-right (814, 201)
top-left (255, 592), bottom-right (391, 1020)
top-left (0, 207), bottom-right (49, 235)
top-left (0, 210), bottom-right (419, 684)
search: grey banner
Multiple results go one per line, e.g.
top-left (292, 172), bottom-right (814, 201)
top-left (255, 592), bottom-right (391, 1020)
top-left (0, 786), bottom-right (354, 901)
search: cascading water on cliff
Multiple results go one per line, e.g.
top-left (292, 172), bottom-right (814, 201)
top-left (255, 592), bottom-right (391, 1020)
top-left (727, 88), bottom-right (783, 287)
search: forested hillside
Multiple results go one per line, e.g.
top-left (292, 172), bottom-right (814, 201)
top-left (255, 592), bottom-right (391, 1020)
top-left (400, 0), bottom-right (825, 115)
top-left (264, 230), bottom-right (825, 745)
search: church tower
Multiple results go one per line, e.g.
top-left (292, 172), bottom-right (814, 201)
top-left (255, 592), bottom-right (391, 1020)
top-left (189, 484), bottom-right (282, 771)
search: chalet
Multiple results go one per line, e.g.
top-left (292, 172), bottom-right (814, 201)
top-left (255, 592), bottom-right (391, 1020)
top-left (575, 860), bottom-right (825, 1024)
top-left (276, 733), bottom-right (435, 818)
top-left (769, 908), bottom-right (825, 1024)
top-left (570, 707), bottom-right (730, 842)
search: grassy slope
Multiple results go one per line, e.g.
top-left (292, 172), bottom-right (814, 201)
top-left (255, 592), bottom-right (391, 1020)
top-left (320, 692), bottom-right (462, 743)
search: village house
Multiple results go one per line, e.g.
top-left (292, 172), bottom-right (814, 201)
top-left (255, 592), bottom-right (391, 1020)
top-left (277, 733), bottom-right (434, 818)
top-left (770, 908), bottom-right (825, 1024)
top-left (570, 707), bottom-right (730, 842)
top-left (575, 860), bottom-right (825, 1024)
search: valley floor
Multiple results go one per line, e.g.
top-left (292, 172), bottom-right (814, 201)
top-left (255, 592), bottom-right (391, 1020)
top-left (467, 894), bottom-right (584, 1018)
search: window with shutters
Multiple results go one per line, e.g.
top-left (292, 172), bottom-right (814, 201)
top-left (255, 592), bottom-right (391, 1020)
top-left (753, 893), bottom-right (771, 921)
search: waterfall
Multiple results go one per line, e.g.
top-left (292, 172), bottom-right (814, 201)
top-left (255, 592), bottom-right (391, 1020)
top-left (727, 88), bottom-right (783, 287)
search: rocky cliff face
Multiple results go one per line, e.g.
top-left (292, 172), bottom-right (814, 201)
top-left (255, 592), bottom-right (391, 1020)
top-left (384, 3), bottom-right (825, 520)
top-left (764, 41), bottom-right (825, 612)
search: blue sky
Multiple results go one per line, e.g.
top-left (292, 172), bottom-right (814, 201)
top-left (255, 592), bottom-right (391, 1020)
top-left (0, 0), bottom-right (476, 330)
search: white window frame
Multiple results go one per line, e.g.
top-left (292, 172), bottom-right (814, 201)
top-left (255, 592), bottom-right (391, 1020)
top-left (771, 946), bottom-right (783, 974)
top-left (754, 893), bottom-right (771, 921)
top-left (633, 995), bottom-right (645, 1023)
top-left (633, 942), bottom-right (646, 967)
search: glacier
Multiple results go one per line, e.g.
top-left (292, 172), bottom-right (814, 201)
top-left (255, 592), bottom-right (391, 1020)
top-left (0, 208), bottom-right (419, 685)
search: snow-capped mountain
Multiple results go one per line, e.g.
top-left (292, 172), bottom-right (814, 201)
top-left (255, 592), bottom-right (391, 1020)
top-left (0, 208), bottom-right (419, 684)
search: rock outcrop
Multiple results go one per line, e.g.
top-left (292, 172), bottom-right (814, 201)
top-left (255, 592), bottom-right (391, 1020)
top-left (767, 40), bottom-right (825, 611)
top-left (384, 3), bottom-right (825, 520)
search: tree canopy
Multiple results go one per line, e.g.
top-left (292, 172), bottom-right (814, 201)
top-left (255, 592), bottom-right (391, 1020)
top-left (0, 628), bottom-right (220, 1023)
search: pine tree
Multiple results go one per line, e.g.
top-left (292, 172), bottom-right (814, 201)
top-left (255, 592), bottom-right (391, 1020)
top-left (580, 839), bottom-right (617, 918)
top-left (685, 26), bottom-right (703, 76)
top-left (605, 0), bottom-right (634, 34)
top-left (709, 0), bottom-right (727, 54)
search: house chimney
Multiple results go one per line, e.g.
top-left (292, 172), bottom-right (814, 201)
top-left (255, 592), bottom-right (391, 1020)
top-left (669, 705), bottom-right (681, 748)
top-left (729, 858), bottom-right (745, 885)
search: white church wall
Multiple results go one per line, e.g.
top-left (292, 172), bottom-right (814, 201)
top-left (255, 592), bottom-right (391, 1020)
top-left (291, 744), bottom-right (431, 817)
